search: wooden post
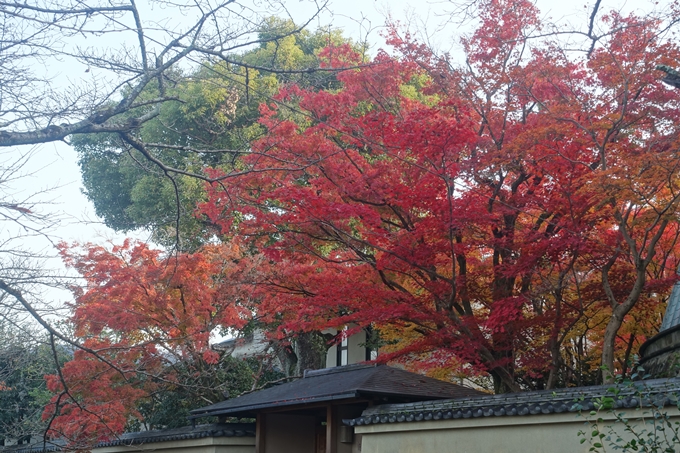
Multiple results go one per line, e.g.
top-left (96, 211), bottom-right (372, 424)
top-left (255, 413), bottom-right (266, 453)
top-left (326, 405), bottom-right (337, 453)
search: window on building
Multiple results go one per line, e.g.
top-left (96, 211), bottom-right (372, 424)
top-left (336, 327), bottom-right (349, 366)
top-left (365, 326), bottom-right (378, 361)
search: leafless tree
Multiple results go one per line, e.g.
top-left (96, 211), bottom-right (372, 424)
top-left (0, 0), bottom-right (335, 445)
top-left (0, 0), bottom-right (327, 147)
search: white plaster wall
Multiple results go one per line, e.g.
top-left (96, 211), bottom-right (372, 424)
top-left (356, 408), bottom-right (680, 453)
top-left (324, 327), bottom-right (368, 368)
top-left (347, 330), bottom-right (367, 365)
top-left (326, 343), bottom-right (337, 368)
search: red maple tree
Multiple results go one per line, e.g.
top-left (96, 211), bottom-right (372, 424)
top-left (44, 241), bottom-right (254, 445)
top-left (202, 0), bottom-right (680, 391)
top-left (44, 0), bottom-right (680, 443)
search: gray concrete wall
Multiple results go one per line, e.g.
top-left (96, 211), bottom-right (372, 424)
top-left (355, 408), bottom-right (680, 453)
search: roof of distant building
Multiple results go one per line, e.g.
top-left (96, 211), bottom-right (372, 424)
top-left (344, 377), bottom-right (680, 427)
top-left (190, 363), bottom-right (484, 419)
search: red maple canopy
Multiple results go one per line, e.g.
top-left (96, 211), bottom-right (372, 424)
top-left (202, 0), bottom-right (680, 392)
top-left (45, 0), bottom-right (680, 444)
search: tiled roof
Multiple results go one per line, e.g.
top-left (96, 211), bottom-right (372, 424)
top-left (96, 423), bottom-right (255, 446)
top-left (344, 377), bottom-right (680, 427)
top-left (190, 364), bottom-right (484, 418)
top-left (1, 423), bottom-right (255, 453)
top-left (0, 443), bottom-right (62, 453)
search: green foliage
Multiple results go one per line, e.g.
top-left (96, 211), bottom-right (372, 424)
top-left (128, 355), bottom-right (283, 431)
top-left (242, 17), bottom-right (358, 90)
top-left (578, 373), bottom-right (680, 452)
top-left (75, 18), bottom-right (359, 250)
top-left (0, 332), bottom-right (70, 445)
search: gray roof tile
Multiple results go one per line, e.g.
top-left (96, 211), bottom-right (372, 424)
top-left (344, 377), bottom-right (680, 427)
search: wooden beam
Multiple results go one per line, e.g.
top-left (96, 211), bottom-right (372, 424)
top-left (326, 405), bottom-right (337, 453)
top-left (255, 413), bottom-right (266, 453)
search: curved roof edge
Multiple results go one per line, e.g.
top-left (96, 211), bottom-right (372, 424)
top-left (344, 377), bottom-right (680, 427)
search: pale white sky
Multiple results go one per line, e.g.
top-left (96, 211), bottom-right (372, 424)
top-left (9, 0), bottom-right (662, 308)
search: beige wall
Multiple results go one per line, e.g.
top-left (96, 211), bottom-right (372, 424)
top-left (94, 436), bottom-right (255, 453)
top-left (347, 331), bottom-right (368, 365)
top-left (355, 408), bottom-right (680, 453)
top-left (326, 344), bottom-right (337, 368)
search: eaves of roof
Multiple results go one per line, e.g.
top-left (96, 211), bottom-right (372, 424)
top-left (344, 377), bottom-right (680, 427)
top-left (190, 364), bottom-right (484, 419)
top-left (191, 391), bottom-right (361, 417)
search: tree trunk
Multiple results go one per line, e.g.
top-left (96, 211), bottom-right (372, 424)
top-left (600, 267), bottom-right (648, 383)
top-left (295, 331), bottom-right (330, 374)
top-left (490, 366), bottom-right (521, 393)
top-left (601, 309), bottom-right (624, 384)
